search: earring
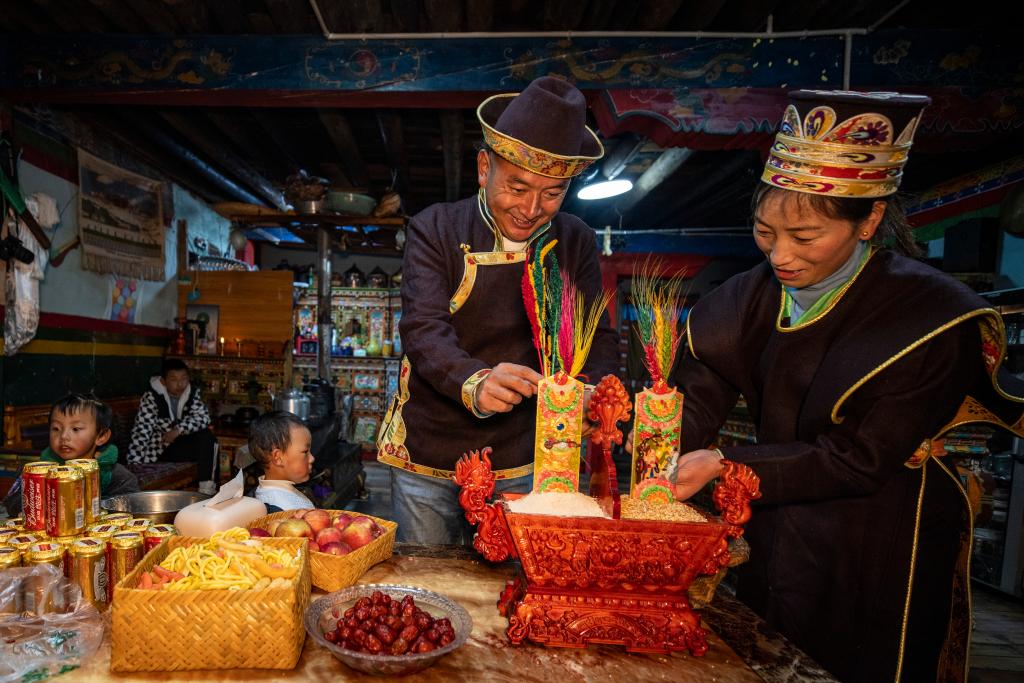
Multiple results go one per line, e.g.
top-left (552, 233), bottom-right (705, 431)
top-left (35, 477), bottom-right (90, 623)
top-left (861, 232), bottom-right (869, 238)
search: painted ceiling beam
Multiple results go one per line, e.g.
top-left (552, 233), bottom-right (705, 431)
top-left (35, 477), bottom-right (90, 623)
top-left (2, 30), bottom-right (1010, 102)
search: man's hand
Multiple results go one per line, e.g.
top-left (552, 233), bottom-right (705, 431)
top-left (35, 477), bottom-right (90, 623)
top-left (673, 449), bottom-right (724, 501)
top-left (475, 363), bottom-right (543, 414)
top-left (162, 428), bottom-right (181, 446)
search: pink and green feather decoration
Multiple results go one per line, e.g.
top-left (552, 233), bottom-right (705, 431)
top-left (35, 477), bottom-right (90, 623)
top-left (629, 261), bottom-right (688, 500)
top-left (521, 235), bottom-right (611, 492)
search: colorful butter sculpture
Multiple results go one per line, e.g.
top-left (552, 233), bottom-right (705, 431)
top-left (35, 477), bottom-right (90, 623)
top-left (629, 262), bottom-right (688, 503)
top-left (521, 236), bottom-right (611, 493)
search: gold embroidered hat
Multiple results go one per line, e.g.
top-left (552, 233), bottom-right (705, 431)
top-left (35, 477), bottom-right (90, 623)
top-left (762, 90), bottom-right (931, 198)
top-left (477, 76), bottom-right (604, 179)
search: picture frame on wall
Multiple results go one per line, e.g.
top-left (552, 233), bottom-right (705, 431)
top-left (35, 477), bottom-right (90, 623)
top-left (186, 304), bottom-right (219, 355)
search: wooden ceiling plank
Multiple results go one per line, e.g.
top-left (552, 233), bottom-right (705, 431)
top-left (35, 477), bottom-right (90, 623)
top-left (631, 0), bottom-right (685, 31)
top-left (248, 109), bottom-right (308, 175)
top-left (671, 0), bottom-right (729, 30)
top-left (127, 0), bottom-right (184, 33)
top-left (79, 111), bottom-right (228, 204)
top-left (580, 0), bottom-right (618, 29)
top-left (87, 0), bottom-right (151, 32)
top-left (617, 147), bottom-right (694, 214)
top-left (157, 110), bottom-right (287, 209)
top-left (317, 110), bottom-right (371, 189)
top-left (27, 0), bottom-right (84, 32)
top-left (423, 0), bottom-right (464, 31)
top-left (4, 5), bottom-right (52, 33)
top-left (345, 0), bottom-right (386, 32)
top-left (160, 0), bottom-right (212, 34)
top-left (202, 110), bottom-right (285, 179)
top-left (389, 0), bottom-right (420, 32)
top-left (318, 162), bottom-right (352, 187)
top-left (376, 111), bottom-right (411, 199)
top-left (465, 0), bottom-right (494, 31)
top-left (440, 109), bottom-right (464, 203)
top-left (317, 0), bottom-right (355, 33)
top-left (263, 0), bottom-right (321, 33)
top-left (542, 0), bottom-right (588, 30)
top-left (206, 0), bottom-right (256, 33)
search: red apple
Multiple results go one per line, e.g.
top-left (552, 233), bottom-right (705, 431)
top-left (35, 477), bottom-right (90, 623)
top-left (339, 516), bottom-right (378, 550)
top-left (292, 509), bottom-right (310, 519)
top-left (308, 538), bottom-right (320, 552)
top-left (332, 512), bottom-right (354, 530)
top-left (275, 518), bottom-right (314, 539)
top-left (305, 509), bottom-right (332, 534)
top-left (315, 526), bottom-right (343, 547)
top-left (249, 527), bottom-right (271, 538)
top-left (267, 519), bottom-right (284, 536)
top-left (320, 541), bottom-right (352, 556)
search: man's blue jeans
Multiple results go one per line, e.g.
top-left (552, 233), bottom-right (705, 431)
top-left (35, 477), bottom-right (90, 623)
top-left (389, 467), bottom-right (532, 545)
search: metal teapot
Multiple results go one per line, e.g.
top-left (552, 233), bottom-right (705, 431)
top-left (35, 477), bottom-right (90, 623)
top-left (270, 387), bottom-right (311, 421)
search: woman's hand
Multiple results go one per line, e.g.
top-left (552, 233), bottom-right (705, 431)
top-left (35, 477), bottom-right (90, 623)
top-left (673, 449), bottom-right (724, 501)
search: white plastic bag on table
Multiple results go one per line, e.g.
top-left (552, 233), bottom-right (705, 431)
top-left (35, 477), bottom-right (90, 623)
top-left (0, 564), bottom-right (104, 683)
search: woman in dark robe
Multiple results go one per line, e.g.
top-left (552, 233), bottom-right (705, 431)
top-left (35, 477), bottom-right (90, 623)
top-left (666, 90), bottom-right (1024, 683)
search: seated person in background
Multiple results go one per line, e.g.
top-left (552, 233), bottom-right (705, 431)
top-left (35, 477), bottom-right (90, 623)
top-left (239, 410), bottom-right (314, 513)
top-left (4, 393), bottom-right (139, 516)
top-left (128, 358), bottom-right (218, 495)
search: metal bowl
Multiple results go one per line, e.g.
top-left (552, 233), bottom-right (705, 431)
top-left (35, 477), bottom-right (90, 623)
top-left (305, 584), bottom-right (472, 677)
top-left (101, 490), bottom-right (210, 524)
top-left (326, 191), bottom-right (377, 216)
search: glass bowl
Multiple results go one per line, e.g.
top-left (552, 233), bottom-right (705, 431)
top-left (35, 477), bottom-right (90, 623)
top-left (304, 583), bottom-right (472, 676)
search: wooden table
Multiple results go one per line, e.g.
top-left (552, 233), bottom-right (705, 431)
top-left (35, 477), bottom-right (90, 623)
top-left (62, 547), bottom-right (837, 682)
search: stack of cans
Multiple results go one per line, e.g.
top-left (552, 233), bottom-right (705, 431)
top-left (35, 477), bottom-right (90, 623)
top-left (1, 462), bottom-right (180, 611)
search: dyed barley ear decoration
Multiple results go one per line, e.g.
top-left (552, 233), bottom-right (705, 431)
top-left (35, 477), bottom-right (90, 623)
top-left (521, 235), bottom-right (612, 492)
top-left (629, 259), bottom-right (689, 503)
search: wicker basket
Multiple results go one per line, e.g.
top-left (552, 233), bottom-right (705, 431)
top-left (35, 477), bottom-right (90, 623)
top-left (110, 535), bottom-right (311, 672)
top-left (248, 510), bottom-right (396, 592)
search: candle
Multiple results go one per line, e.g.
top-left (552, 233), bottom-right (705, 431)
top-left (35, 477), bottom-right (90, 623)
top-left (219, 337), bottom-right (225, 356)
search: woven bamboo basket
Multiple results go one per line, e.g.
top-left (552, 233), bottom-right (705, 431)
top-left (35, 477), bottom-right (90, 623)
top-left (248, 510), bottom-right (396, 592)
top-left (110, 535), bottom-right (311, 672)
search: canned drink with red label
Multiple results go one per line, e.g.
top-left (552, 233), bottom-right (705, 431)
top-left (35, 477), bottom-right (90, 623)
top-left (21, 462), bottom-right (53, 531)
top-left (8, 534), bottom-right (40, 552)
top-left (102, 513), bottom-right (132, 527)
top-left (108, 532), bottom-right (144, 598)
top-left (70, 537), bottom-right (109, 612)
top-left (52, 536), bottom-right (79, 577)
top-left (0, 546), bottom-right (21, 569)
top-left (67, 459), bottom-right (100, 524)
top-left (87, 523), bottom-right (118, 542)
top-left (27, 542), bottom-right (66, 575)
top-left (45, 466), bottom-right (85, 537)
top-left (2, 517), bottom-right (24, 530)
top-left (143, 524), bottom-right (177, 552)
top-left (0, 529), bottom-right (17, 546)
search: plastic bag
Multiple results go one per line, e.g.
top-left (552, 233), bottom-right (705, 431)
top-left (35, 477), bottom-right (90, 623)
top-left (0, 564), bottom-right (104, 683)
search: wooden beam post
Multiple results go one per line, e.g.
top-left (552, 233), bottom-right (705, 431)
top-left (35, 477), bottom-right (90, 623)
top-left (376, 111), bottom-right (410, 199)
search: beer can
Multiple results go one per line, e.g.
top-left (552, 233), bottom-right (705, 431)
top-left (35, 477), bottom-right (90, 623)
top-left (108, 532), bottom-right (144, 597)
top-left (45, 466), bottom-right (85, 537)
top-left (123, 519), bottom-right (151, 533)
top-left (66, 459), bottom-right (100, 524)
top-left (8, 534), bottom-right (40, 552)
top-left (87, 523), bottom-right (118, 542)
top-left (0, 529), bottom-right (17, 546)
top-left (143, 524), bottom-right (177, 552)
top-left (70, 537), bottom-right (109, 612)
top-left (0, 546), bottom-right (21, 569)
top-left (26, 541), bottom-right (66, 575)
top-left (52, 535), bottom-right (80, 577)
top-left (21, 462), bottom-right (53, 531)
top-left (102, 512), bottom-right (132, 527)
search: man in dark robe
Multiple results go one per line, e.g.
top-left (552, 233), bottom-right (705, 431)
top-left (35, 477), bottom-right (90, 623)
top-left (378, 77), bottom-right (619, 544)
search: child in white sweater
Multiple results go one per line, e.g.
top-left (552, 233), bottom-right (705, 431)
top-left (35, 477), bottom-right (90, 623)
top-left (247, 411), bottom-right (315, 512)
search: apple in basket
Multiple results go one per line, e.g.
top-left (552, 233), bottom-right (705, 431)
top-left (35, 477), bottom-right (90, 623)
top-left (293, 509), bottom-right (310, 519)
top-left (309, 539), bottom-right (321, 552)
top-left (305, 509), bottom-right (332, 534)
top-left (249, 527), bottom-right (271, 538)
top-left (315, 526), bottom-right (344, 547)
top-left (332, 512), bottom-right (354, 531)
top-left (275, 518), bottom-right (314, 539)
top-left (339, 516), bottom-right (381, 550)
top-left (320, 541), bottom-right (352, 556)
